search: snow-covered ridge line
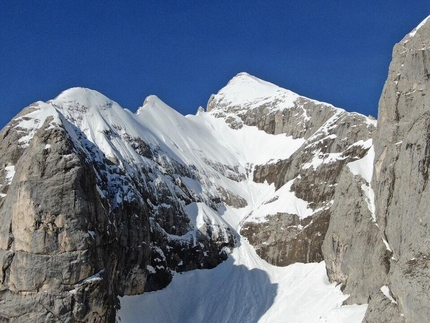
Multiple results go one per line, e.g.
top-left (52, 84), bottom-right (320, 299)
top-left (409, 15), bottom-right (430, 37)
top-left (208, 72), bottom-right (341, 114)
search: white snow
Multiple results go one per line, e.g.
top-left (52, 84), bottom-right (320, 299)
top-left (14, 103), bottom-right (61, 147)
top-left (181, 177), bottom-right (203, 195)
top-left (303, 152), bottom-right (345, 170)
top-left (245, 180), bottom-right (314, 223)
top-left (213, 72), bottom-right (299, 108)
top-left (347, 141), bottom-right (374, 183)
top-left (361, 183), bottom-right (376, 221)
top-left (210, 72), bottom-right (338, 117)
top-left (88, 231), bottom-right (96, 239)
top-left (135, 94), bottom-right (304, 169)
top-left (382, 238), bottom-right (393, 252)
top-left (185, 202), bottom-right (231, 243)
top-left (4, 166), bottom-right (15, 185)
top-left (69, 269), bottom-right (105, 295)
top-left (120, 169), bottom-right (367, 323)
top-left (380, 285), bottom-right (397, 304)
top-left (114, 86), bottom-right (367, 322)
top-left (366, 118), bottom-right (377, 128)
top-left (82, 269), bottom-right (104, 284)
top-left (347, 143), bottom-right (376, 221)
top-left (119, 241), bottom-right (366, 323)
top-left (409, 15), bottom-right (430, 37)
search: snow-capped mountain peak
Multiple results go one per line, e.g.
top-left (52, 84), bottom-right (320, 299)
top-left (207, 72), bottom-right (299, 114)
top-left (53, 87), bottom-right (115, 110)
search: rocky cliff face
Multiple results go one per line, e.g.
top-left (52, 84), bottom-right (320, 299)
top-left (0, 75), bottom-right (381, 322)
top-left (321, 16), bottom-right (430, 323)
top-left (370, 16), bottom-right (430, 322)
top-left (0, 107), bottom-right (140, 322)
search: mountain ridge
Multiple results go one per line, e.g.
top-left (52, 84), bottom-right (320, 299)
top-left (0, 71), bottom-right (373, 322)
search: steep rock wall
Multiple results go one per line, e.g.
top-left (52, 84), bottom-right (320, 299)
top-left (0, 112), bottom-right (142, 322)
top-left (370, 16), bottom-right (430, 322)
top-left (322, 166), bottom-right (390, 305)
top-left (321, 15), bottom-right (430, 322)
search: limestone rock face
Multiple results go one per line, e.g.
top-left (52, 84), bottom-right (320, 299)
top-left (0, 115), bottom-right (131, 322)
top-left (207, 72), bottom-right (341, 139)
top-left (319, 15), bottom-right (430, 322)
top-left (322, 167), bottom-right (389, 305)
top-left (368, 16), bottom-right (430, 322)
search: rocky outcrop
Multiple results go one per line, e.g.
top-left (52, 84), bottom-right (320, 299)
top-left (322, 166), bottom-right (390, 305)
top-left (242, 115), bottom-right (374, 265)
top-left (241, 210), bottom-right (329, 265)
top-left (207, 73), bottom-right (341, 139)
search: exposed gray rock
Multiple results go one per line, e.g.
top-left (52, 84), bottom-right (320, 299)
top-left (4, 17), bottom-right (430, 321)
top-left (368, 16), bottom-right (430, 322)
top-left (241, 210), bottom-right (328, 265)
top-left (318, 15), bottom-right (430, 322)
top-left (0, 115), bottom-right (126, 322)
top-left (207, 73), bottom-right (343, 139)
top-left (322, 167), bottom-right (389, 305)
top-left (207, 72), bottom-right (377, 266)
top-left (364, 289), bottom-right (404, 323)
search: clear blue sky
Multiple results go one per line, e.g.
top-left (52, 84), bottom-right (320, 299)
top-left (1, 1), bottom-right (429, 129)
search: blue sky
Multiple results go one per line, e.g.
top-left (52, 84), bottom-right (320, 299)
top-left (1, 1), bottom-right (429, 129)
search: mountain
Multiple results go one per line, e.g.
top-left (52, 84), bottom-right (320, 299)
top-left (1, 16), bottom-right (430, 322)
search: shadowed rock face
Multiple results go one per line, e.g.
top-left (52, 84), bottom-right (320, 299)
top-left (0, 117), bottom-right (125, 321)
